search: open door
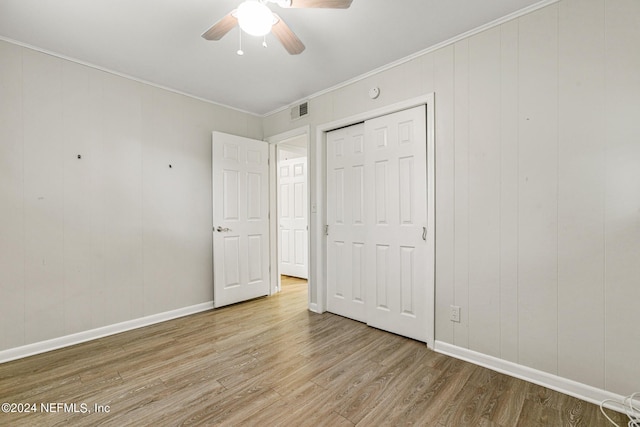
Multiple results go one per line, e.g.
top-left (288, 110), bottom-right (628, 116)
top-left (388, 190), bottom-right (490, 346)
top-left (212, 131), bottom-right (270, 308)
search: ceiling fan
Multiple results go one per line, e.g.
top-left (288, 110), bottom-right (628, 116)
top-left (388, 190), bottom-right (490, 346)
top-left (201, 0), bottom-right (353, 55)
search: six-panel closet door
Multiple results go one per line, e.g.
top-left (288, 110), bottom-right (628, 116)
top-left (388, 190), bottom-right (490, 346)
top-left (327, 123), bottom-right (367, 322)
top-left (326, 105), bottom-right (429, 342)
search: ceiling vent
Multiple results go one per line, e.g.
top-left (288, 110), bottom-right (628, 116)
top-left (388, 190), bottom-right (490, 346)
top-left (291, 102), bottom-right (309, 121)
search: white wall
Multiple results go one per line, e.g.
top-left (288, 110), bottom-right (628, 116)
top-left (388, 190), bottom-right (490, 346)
top-left (262, 0), bottom-right (640, 397)
top-left (0, 40), bottom-right (262, 352)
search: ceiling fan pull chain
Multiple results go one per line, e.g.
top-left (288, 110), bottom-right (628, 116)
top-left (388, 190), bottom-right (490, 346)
top-left (237, 28), bottom-right (244, 55)
top-left (202, 0), bottom-right (352, 55)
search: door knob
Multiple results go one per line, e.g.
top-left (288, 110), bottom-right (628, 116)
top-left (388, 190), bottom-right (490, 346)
top-left (216, 226), bottom-right (231, 232)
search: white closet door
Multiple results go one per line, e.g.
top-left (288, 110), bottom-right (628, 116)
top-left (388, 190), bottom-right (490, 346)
top-left (326, 123), bottom-right (367, 322)
top-left (364, 105), bottom-right (428, 342)
top-left (326, 105), bottom-right (430, 342)
top-left (212, 132), bottom-right (270, 308)
top-left (279, 157), bottom-right (308, 279)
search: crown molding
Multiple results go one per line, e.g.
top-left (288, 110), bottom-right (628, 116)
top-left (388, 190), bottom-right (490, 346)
top-left (263, 0), bottom-right (559, 118)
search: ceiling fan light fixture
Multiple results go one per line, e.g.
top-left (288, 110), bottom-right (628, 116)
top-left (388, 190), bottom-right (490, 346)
top-left (236, 1), bottom-right (274, 37)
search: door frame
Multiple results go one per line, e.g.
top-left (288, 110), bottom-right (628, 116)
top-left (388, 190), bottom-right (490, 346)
top-left (265, 126), bottom-right (310, 295)
top-left (312, 94), bottom-right (436, 348)
top-left (276, 154), bottom-right (309, 280)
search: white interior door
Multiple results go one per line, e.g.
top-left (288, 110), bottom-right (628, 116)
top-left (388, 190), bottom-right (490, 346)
top-left (278, 157), bottom-right (308, 279)
top-left (212, 131), bottom-right (270, 308)
top-left (326, 123), bottom-right (367, 322)
top-left (364, 105), bottom-right (428, 342)
top-left (326, 105), bottom-right (430, 342)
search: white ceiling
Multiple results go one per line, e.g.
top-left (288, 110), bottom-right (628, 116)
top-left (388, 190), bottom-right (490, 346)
top-left (0, 0), bottom-right (545, 116)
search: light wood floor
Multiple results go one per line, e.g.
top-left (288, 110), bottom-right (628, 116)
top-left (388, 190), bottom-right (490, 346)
top-left (0, 276), bottom-right (627, 426)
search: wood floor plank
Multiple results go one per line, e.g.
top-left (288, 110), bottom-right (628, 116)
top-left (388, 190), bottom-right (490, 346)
top-left (485, 375), bottom-right (528, 425)
top-left (274, 382), bottom-right (350, 426)
top-left (0, 277), bottom-right (627, 426)
top-left (355, 359), bottom-right (443, 425)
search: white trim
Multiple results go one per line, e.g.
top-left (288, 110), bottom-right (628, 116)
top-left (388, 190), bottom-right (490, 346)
top-left (263, 0), bottom-right (559, 117)
top-left (268, 142), bottom-right (279, 295)
top-left (0, 302), bottom-right (213, 364)
top-left (0, 36), bottom-right (261, 118)
top-left (308, 303), bottom-right (321, 314)
top-left (317, 95), bottom-right (438, 135)
top-left (264, 126), bottom-right (310, 145)
top-left (0, 0), bottom-right (559, 119)
top-left (313, 94), bottom-right (436, 348)
top-left (1, 0), bottom-right (558, 119)
top-left (434, 341), bottom-right (627, 411)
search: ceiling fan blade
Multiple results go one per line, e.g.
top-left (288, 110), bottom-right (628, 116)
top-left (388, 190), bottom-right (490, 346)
top-left (288, 0), bottom-right (352, 8)
top-left (201, 11), bottom-right (238, 40)
top-left (272, 14), bottom-right (305, 55)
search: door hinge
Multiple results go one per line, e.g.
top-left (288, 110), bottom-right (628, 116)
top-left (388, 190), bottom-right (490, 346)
top-left (325, 224), bottom-right (329, 236)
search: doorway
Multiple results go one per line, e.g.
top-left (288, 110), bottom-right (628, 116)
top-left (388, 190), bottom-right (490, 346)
top-left (266, 127), bottom-right (311, 295)
top-left (277, 138), bottom-right (309, 280)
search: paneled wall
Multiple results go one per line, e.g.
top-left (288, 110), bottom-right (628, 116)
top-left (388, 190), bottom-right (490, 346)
top-left (1, 0), bottom-right (638, 399)
top-left (0, 40), bottom-right (262, 352)
top-left (263, 0), bottom-right (640, 396)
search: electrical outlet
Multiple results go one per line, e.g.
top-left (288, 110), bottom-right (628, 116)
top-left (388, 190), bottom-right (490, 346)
top-left (450, 305), bottom-right (461, 323)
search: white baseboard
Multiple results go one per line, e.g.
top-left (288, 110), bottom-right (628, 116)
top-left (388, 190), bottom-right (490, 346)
top-left (434, 341), bottom-right (626, 411)
top-left (308, 302), bottom-right (321, 314)
top-left (0, 301), bottom-right (214, 364)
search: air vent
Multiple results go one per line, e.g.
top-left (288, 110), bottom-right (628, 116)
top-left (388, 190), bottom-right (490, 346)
top-left (291, 102), bottom-right (309, 120)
